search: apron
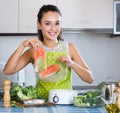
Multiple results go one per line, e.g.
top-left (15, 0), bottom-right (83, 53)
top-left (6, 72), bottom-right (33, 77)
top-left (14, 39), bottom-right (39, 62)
top-left (35, 41), bottom-right (72, 100)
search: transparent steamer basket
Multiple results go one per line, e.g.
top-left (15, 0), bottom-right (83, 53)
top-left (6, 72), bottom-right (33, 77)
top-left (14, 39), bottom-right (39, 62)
top-left (38, 64), bottom-right (68, 82)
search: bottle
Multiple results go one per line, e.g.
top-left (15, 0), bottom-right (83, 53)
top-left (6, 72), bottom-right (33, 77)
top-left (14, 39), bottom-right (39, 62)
top-left (105, 104), bottom-right (119, 113)
top-left (3, 80), bottom-right (11, 108)
top-left (114, 82), bottom-right (120, 109)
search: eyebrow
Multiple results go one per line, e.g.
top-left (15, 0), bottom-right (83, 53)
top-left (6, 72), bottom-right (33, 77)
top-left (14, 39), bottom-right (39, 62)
top-left (44, 20), bottom-right (61, 23)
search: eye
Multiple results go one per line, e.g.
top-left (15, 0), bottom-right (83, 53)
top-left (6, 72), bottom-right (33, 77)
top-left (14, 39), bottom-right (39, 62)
top-left (56, 21), bottom-right (61, 25)
top-left (56, 22), bottom-right (60, 25)
top-left (45, 22), bottom-right (50, 25)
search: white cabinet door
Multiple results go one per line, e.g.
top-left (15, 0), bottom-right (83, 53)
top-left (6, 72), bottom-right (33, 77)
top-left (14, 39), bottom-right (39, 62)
top-left (57, 0), bottom-right (113, 29)
top-left (0, 0), bottom-right (18, 33)
top-left (19, 0), bottom-right (57, 33)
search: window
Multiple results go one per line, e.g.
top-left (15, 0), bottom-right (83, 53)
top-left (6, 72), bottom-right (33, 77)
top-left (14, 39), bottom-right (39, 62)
top-left (114, 1), bottom-right (120, 34)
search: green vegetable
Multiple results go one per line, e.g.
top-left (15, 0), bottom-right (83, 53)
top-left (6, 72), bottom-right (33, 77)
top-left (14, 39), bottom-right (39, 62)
top-left (10, 85), bottom-right (38, 103)
top-left (17, 90), bottom-right (30, 101)
top-left (10, 85), bottom-right (23, 102)
top-left (93, 91), bottom-right (101, 97)
top-left (86, 91), bottom-right (93, 98)
top-left (74, 95), bottom-right (90, 107)
top-left (74, 90), bottom-right (102, 107)
top-left (92, 91), bottom-right (102, 105)
top-left (23, 86), bottom-right (38, 99)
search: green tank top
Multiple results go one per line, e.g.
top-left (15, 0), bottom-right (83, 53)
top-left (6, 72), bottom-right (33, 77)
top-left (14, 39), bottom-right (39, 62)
top-left (35, 41), bottom-right (72, 101)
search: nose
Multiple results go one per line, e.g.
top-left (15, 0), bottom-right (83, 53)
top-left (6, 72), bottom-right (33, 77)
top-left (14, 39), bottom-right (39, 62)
top-left (50, 24), bottom-right (57, 31)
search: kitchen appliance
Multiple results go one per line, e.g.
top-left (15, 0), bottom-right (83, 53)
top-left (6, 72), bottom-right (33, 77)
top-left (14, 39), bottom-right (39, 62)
top-left (100, 77), bottom-right (117, 103)
top-left (48, 89), bottom-right (79, 104)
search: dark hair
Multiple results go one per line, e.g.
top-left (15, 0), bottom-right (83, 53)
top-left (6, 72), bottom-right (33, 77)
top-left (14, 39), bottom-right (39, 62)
top-left (37, 4), bottom-right (64, 42)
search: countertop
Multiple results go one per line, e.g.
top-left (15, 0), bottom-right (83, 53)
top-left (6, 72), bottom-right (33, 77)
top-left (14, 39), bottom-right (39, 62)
top-left (0, 102), bottom-right (107, 113)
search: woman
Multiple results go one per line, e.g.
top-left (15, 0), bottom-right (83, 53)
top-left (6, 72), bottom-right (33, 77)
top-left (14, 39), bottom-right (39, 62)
top-left (4, 4), bottom-right (94, 100)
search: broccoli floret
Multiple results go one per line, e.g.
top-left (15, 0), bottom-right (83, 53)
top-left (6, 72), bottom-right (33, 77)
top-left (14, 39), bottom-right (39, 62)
top-left (23, 86), bottom-right (38, 99)
top-left (86, 91), bottom-right (93, 98)
top-left (74, 95), bottom-right (90, 107)
top-left (92, 91), bottom-right (102, 105)
top-left (86, 91), bottom-right (93, 105)
top-left (93, 91), bottom-right (101, 97)
top-left (17, 90), bottom-right (30, 101)
top-left (10, 85), bottom-right (23, 95)
top-left (10, 85), bottom-right (23, 101)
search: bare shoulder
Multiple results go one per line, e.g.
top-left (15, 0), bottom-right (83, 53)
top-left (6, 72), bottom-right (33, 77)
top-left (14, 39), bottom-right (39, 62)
top-left (68, 43), bottom-right (84, 63)
top-left (68, 42), bottom-right (89, 68)
top-left (68, 43), bottom-right (78, 57)
top-left (68, 43), bottom-right (76, 50)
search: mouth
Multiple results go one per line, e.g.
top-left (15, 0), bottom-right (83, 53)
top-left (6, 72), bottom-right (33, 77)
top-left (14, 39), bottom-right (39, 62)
top-left (48, 32), bottom-right (56, 36)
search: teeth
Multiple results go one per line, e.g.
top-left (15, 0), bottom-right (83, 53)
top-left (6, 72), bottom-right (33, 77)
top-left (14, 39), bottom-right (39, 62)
top-left (49, 32), bottom-right (55, 35)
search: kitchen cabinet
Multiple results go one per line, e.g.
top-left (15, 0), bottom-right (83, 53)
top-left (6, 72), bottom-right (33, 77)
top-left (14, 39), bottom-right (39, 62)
top-left (57, 0), bottom-right (113, 29)
top-left (0, 0), bottom-right (113, 33)
top-left (19, 0), bottom-right (57, 33)
top-left (0, 0), bottom-right (18, 33)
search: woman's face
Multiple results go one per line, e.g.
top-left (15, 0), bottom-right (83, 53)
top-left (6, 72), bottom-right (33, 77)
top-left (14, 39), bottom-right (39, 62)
top-left (38, 11), bottom-right (61, 41)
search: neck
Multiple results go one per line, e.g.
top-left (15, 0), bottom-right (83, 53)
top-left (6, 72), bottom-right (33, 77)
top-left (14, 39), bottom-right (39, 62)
top-left (43, 40), bottom-right (59, 48)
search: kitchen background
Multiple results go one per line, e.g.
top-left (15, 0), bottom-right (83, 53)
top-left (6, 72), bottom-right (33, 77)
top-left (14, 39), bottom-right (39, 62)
top-left (0, 0), bottom-right (120, 87)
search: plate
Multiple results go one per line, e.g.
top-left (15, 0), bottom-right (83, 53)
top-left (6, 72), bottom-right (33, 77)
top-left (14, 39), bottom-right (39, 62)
top-left (11, 101), bottom-right (55, 108)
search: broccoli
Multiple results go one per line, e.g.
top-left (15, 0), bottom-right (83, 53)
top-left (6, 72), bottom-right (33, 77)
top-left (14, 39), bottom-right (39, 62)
top-left (17, 90), bottom-right (30, 101)
top-left (86, 91), bottom-right (93, 98)
top-left (74, 95), bottom-right (90, 107)
top-left (10, 85), bottom-right (38, 103)
top-left (93, 91), bottom-right (101, 97)
top-left (10, 85), bottom-right (23, 102)
top-left (74, 90), bottom-right (103, 107)
top-left (23, 86), bottom-right (38, 99)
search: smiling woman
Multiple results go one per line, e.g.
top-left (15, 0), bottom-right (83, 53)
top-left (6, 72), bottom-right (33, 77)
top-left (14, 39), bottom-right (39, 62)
top-left (37, 5), bottom-right (62, 42)
top-left (3, 4), bottom-right (94, 101)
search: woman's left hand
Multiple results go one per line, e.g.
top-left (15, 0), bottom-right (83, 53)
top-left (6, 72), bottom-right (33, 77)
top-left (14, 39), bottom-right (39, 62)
top-left (58, 56), bottom-right (74, 68)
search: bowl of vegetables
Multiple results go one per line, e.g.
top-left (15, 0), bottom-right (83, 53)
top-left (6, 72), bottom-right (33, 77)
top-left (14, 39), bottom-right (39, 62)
top-left (73, 90), bottom-right (103, 107)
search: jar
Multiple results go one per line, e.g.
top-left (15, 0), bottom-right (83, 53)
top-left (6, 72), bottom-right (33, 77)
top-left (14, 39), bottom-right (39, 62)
top-left (100, 77), bottom-right (117, 104)
top-left (113, 82), bottom-right (120, 109)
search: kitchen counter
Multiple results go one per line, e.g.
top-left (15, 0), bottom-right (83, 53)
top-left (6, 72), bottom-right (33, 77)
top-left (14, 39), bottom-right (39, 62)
top-left (0, 102), bottom-right (107, 113)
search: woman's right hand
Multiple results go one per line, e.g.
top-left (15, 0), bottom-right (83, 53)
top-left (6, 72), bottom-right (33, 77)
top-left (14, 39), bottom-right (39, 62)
top-left (4, 37), bottom-right (42, 75)
top-left (21, 37), bottom-right (42, 50)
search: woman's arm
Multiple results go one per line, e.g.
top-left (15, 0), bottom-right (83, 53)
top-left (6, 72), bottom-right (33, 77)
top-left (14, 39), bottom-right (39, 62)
top-left (59, 43), bottom-right (94, 84)
top-left (3, 38), bottom-right (41, 75)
